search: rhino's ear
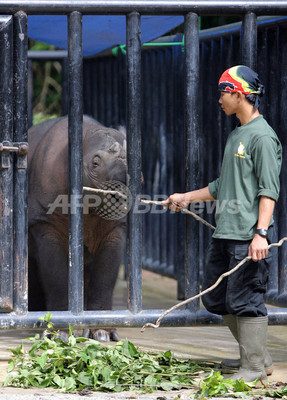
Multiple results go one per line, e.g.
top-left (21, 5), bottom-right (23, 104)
top-left (109, 142), bottom-right (120, 153)
top-left (115, 125), bottom-right (126, 137)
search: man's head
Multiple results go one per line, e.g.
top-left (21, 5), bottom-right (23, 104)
top-left (218, 65), bottom-right (264, 110)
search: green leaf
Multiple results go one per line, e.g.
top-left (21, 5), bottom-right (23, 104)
top-left (36, 355), bottom-right (47, 369)
top-left (77, 371), bottom-right (93, 386)
top-left (144, 375), bottom-right (158, 387)
top-left (7, 359), bottom-right (15, 373)
top-left (44, 313), bottom-right (52, 323)
top-left (53, 375), bottom-right (64, 388)
top-left (64, 377), bottom-right (76, 391)
top-left (265, 386), bottom-right (287, 398)
top-left (76, 337), bottom-right (87, 343)
top-left (99, 366), bottom-right (112, 382)
top-left (20, 369), bottom-right (30, 378)
top-left (68, 335), bottom-right (76, 346)
top-left (69, 325), bottom-right (73, 337)
top-left (160, 381), bottom-right (176, 391)
top-left (9, 344), bottom-right (23, 355)
top-left (100, 382), bottom-right (117, 391)
top-left (127, 341), bottom-right (139, 357)
top-left (4, 375), bottom-right (14, 386)
top-left (233, 378), bottom-right (253, 392)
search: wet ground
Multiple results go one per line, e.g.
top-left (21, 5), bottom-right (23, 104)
top-left (0, 269), bottom-right (286, 399)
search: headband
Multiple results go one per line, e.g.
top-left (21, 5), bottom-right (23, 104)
top-left (218, 65), bottom-right (264, 109)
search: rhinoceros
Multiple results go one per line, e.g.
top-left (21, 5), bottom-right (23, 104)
top-left (28, 115), bottom-right (127, 341)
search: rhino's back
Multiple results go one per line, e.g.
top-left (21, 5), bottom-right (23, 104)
top-left (28, 115), bottom-right (104, 223)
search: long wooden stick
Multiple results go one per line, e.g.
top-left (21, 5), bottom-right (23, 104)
top-left (140, 199), bottom-right (216, 230)
top-left (83, 186), bottom-right (127, 200)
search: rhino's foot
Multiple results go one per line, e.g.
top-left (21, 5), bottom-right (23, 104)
top-left (90, 328), bottom-right (120, 342)
top-left (41, 328), bottom-right (120, 343)
top-left (42, 329), bottom-right (90, 343)
top-left (42, 329), bottom-right (70, 343)
top-left (74, 329), bottom-right (90, 338)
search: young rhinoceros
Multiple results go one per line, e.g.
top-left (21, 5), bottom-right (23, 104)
top-left (28, 115), bottom-right (127, 342)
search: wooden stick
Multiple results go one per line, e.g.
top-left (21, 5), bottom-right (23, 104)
top-left (140, 199), bottom-right (216, 230)
top-left (83, 186), bottom-right (127, 200)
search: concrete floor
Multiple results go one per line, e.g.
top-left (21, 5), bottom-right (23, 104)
top-left (0, 269), bottom-right (286, 399)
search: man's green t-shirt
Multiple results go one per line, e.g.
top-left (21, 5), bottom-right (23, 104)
top-left (208, 115), bottom-right (282, 240)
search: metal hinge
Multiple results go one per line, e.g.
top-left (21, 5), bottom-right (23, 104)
top-left (0, 141), bottom-right (28, 170)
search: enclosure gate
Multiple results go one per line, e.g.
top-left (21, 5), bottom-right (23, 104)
top-left (0, 1), bottom-right (287, 331)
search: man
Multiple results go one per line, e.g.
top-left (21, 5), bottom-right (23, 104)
top-left (163, 65), bottom-right (282, 382)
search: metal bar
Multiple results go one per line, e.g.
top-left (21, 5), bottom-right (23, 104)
top-left (260, 28), bottom-right (279, 296)
top-left (61, 56), bottom-right (69, 116)
top-left (68, 11), bottom-right (84, 314)
top-left (184, 12), bottom-right (200, 312)
top-left (151, 51), bottom-right (161, 271)
top-left (0, 15), bottom-right (14, 313)
top-left (165, 47), bottom-right (176, 278)
top-left (158, 50), bottom-right (168, 273)
top-left (126, 11), bottom-right (142, 313)
top-left (142, 260), bottom-right (175, 279)
top-left (200, 16), bottom-right (287, 41)
top-left (241, 12), bottom-right (257, 69)
top-left (0, 1), bottom-right (287, 15)
top-left (174, 39), bottom-right (185, 300)
top-left (142, 51), bottom-right (152, 271)
top-left (91, 60), bottom-right (98, 120)
top-left (105, 58), bottom-right (112, 125)
top-left (28, 50), bottom-right (68, 60)
top-left (278, 25), bottom-right (287, 298)
top-left (13, 11), bottom-right (28, 315)
top-left (27, 58), bottom-right (33, 127)
top-left (0, 307), bottom-right (285, 329)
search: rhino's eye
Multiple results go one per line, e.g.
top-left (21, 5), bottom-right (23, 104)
top-left (92, 156), bottom-right (101, 168)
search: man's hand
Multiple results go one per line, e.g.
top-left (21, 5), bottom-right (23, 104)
top-left (248, 234), bottom-right (268, 262)
top-left (162, 193), bottom-right (191, 212)
top-left (162, 187), bottom-right (215, 212)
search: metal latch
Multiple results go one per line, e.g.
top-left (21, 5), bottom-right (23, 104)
top-left (0, 141), bottom-right (28, 169)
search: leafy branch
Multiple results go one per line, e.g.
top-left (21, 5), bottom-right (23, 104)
top-left (4, 315), bottom-right (216, 393)
top-left (6, 314), bottom-right (284, 397)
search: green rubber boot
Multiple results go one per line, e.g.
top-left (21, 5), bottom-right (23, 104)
top-left (228, 316), bottom-right (268, 383)
top-left (221, 314), bottom-right (273, 375)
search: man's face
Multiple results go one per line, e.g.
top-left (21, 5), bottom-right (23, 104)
top-left (218, 91), bottom-right (238, 115)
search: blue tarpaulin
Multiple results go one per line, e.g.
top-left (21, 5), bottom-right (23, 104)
top-left (28, 15), bottom-right (184, 56)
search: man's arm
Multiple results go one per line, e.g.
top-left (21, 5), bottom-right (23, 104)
top-left (162, 186), bottom-right (215, 212)
top-left (248, 196), bottom-right (275, 261)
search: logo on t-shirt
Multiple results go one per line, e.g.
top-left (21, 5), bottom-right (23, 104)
top-left (234, 142), bottom-right (245, 159)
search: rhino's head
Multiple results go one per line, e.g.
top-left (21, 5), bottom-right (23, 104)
top-left (83, 127), bottom-right (127, 189)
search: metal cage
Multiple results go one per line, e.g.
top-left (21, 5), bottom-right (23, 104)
top-left (0, 1), bottom-right (287, 331)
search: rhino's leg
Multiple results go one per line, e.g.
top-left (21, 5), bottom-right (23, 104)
top-left (29, 223), bottom-right (69, 311)
top-left (85, 227), bottom-right (125, 310)
top-left (85, 226), bottom-right (126, 341)
top-left (28, 239), bottom-right (46, 311)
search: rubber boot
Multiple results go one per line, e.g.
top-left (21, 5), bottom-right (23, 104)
top-left (221, 314), bottom-right (273, 375)
top-left (229, 316), bottom-right (268, 382)
top-left (221, 314), bottom-right (240, 369)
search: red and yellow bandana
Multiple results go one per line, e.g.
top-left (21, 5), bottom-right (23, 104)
top-left (218, 65), bottom-right (264, 95)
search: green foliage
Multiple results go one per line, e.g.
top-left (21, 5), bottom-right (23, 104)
top-left (4, 316), bottom-right (215, 393)
top-left (265, 386), bottom-right (287, 398)
top-left (195, 370), bottom-right (254, 398)
top-left (5, 314), bottom-right (269, 397)
top-left (33, 112), bottom-right (59, 125)
top-left (29, 40), bottom-right (62, 119)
